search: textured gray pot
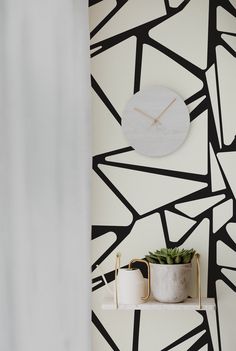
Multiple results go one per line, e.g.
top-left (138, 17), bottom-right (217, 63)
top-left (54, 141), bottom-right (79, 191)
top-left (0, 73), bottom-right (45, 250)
top-left (150, 263), bottom-right (192, 303)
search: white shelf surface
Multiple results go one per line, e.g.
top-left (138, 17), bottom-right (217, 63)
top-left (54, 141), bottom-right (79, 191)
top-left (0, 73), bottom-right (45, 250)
top-left (102, 297), bottom-right (216, 311)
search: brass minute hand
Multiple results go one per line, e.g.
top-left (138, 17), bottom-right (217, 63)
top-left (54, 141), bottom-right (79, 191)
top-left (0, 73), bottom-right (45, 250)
top-left (152, 98), bottom-right (176, 126)
top-left (134, 107), bottom-right (161, 124)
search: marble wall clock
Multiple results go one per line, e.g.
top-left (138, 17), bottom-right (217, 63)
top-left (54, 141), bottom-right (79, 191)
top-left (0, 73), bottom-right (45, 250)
top-left (122, 86), bottom-right (190, 157)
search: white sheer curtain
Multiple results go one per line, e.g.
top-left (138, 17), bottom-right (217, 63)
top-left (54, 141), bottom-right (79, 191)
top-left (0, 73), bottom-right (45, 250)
top-left (0, 1), bottom-right (91, 350)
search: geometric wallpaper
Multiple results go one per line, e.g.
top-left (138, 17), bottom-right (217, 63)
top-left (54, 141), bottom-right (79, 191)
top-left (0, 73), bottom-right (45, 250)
top-left (89, 0), bottom-right (236, 349)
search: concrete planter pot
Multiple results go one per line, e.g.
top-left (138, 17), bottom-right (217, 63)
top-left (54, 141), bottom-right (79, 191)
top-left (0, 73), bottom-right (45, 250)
top-left (150, 262), bottom-right (192, 303)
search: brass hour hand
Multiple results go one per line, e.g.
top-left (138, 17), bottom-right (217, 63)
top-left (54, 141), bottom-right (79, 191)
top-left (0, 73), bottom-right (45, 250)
top-left (134, 107), bottom-right (161, 124)
top-left (152, 98), bottom-right (177, 126)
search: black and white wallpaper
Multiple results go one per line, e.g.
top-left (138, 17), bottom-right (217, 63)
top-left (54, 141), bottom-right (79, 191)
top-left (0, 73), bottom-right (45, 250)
top-left (90, 0), bottom-right (236, 350)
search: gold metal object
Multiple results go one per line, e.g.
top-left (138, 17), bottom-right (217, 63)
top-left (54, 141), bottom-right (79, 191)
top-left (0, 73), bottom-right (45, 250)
top-left (195, 253), bottom-right (202, 309)
top-left (114, 253), bottom-right (121, 309)
top-left (152, 97), bottom-right (177, 125)
top-left (134, 107), bottom-right (161, 124)
top-left (128, 258), bottom-right (151, 301)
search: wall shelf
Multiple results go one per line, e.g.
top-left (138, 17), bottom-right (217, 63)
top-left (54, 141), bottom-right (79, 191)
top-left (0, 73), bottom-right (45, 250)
top-left (102, 297), bottom-right (216, 311)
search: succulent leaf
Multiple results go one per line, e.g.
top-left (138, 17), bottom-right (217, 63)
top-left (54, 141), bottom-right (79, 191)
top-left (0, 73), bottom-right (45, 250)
top-left (175, 255), bottom-right (181, 264)
top-left (166, 256), bottom-right (174, 264)
top-left (145, 247), bottom-right (196, 265)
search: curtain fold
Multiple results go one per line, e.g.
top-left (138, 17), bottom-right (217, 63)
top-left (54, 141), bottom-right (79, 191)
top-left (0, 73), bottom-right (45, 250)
top-left (0, 1), bottom-right (91, 350)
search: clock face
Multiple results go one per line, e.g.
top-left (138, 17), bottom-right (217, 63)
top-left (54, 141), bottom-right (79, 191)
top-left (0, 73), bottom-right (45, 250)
top-left (122, 86), bottom-right (190, 157)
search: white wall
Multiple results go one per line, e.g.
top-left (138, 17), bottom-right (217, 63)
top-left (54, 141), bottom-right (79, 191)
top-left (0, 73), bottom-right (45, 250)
top-left (90, 0), bottom-right (236, 349)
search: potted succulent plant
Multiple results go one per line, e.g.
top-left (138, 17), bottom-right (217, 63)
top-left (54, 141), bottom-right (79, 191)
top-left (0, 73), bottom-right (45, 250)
top-left (145, 248), bottom-right (196, 303)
